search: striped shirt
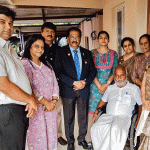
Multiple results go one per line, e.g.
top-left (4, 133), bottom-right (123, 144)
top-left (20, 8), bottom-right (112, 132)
top-left (0, 37), bottom-right (32, 105)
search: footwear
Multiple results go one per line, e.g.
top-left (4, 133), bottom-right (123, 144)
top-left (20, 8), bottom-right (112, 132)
top-left (67, 143), bottom-right (75, 150)
top-left (125, 139), bottom-right (130, 147)
top-left (58, 137), bottom-right (67, 145)
top-left (78, 140), bottom-right (89, 149)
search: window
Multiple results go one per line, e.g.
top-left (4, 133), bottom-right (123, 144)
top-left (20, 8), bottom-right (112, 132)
top-left (116, 5), bottom-right (125, 57)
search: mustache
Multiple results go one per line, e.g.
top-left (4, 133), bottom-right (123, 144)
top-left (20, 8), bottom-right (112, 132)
top-left (47, 35), bottom-right (53, 38)
top-left (116, 79), bottom-right (123, 82)
top-left (72, 41), bottom-right (78, 44)
top-left (115, 78), bottom-right (127, 87)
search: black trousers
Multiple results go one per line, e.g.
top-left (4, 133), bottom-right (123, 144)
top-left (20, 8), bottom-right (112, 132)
top-left (62, 91), bottom-right (89, 144)
top-left (0, 104), bottom-right (29, 150)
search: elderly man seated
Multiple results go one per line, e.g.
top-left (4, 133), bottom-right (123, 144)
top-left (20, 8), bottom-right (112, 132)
top-left (91, 65), bottom-right (142, 150)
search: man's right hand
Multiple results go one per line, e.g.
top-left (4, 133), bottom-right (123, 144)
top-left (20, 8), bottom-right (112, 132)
top-left (73, 81), bottom-right (85, 90)
top-left (92, 109), bottom-right (99, 123)
top-left (25, 98), bottom-right (38, 118)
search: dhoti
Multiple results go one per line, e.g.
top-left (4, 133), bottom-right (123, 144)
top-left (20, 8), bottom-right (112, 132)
top-left (91, 114), bottom-right (131, 150)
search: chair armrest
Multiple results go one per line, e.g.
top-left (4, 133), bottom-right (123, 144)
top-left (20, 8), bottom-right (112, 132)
top-left (94, 106), bottom-right (106, 123)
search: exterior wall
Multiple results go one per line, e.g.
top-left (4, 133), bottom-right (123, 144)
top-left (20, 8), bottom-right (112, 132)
top-left (12, 0), bottom-right (148, 52)
top-left (13, 0), bottom-right (104, 9)
top-left (80, 15), bottom-right (103, 50)
top-left (103, 0), bottom-right (148, 53)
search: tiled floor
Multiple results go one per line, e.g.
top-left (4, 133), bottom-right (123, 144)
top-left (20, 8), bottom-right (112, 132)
top-left (26, 106), bottom-right (130, 150)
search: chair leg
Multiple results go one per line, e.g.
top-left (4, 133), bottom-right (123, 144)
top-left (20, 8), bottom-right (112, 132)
top-left (88, 141), bottom-right (94, 150)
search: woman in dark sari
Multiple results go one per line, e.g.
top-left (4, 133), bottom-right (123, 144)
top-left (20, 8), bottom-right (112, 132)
top-left (134, 34), bottom-right (150, 150)
top-left (132, 34), bottom-right (150, 87)
top-left (118, 37), bottom-right (141, 83)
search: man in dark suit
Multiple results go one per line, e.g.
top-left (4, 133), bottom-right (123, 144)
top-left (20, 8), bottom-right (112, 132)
top-left (41, 22), bottom-right (67, 145)
top-left (55, 27), bottom-right (97, 150)
top-left (41, 22), bottom-right (58, 68)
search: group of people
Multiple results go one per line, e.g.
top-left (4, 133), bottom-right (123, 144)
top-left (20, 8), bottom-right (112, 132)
top-left (90, 33), bottom-right (150, 150)
top-left (0, 4), bottom-right (150, 150)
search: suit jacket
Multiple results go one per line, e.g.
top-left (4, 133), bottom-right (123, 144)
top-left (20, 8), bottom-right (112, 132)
top-left (55, 45), bottom-right (97, 99)
top-left (44, 43), bottom-right (59, 70)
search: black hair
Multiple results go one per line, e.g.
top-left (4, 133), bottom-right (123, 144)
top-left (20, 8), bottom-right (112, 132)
top-left (23, 34), bottom-right (52, 70)
top-left (97, 31), bottom-right (109, 40)
top-left (0, 5), bottom-right (16, 20)
top-left (41, 22), bottom-right (56, 32)
top-left (121, 37), bottom-right (135, 48)
top-left (67, 27), bottom-right (82, 38)
top-left (139, 34), bottom-right (150, 43)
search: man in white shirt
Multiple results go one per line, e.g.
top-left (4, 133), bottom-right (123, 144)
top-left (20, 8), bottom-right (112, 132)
top-left (0, 5), bottom-right (38, 150)
top-left (91, 65), bottom-right (142, 150)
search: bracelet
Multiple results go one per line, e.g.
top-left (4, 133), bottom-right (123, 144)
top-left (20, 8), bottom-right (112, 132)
top-left (107, 80), bottom-right (111, 84)
top-left (94, 109), bottom-right (99, 114)
top-left (38, 96), bottom-right (43, 101)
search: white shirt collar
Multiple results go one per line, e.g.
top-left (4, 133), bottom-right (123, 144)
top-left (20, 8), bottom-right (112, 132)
top-left (69, 46), bottom-right (80, 52)
top-left (0, 37), bottom-right (11, 53)
top-left (0, 37), bottom-right (9, 48)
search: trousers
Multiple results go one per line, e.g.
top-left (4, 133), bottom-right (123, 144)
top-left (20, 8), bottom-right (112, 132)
top-left (0, 104), bottom-right (29, 150)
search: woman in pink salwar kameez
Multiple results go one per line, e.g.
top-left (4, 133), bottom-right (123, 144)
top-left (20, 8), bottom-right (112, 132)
top-left (22, 34), bottom-right (59, 150)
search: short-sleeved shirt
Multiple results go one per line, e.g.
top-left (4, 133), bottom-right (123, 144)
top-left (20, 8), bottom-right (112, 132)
top-left (102, 82), bottom-right (142, 116)
top-left (0, 37), bottom-right (32, 105)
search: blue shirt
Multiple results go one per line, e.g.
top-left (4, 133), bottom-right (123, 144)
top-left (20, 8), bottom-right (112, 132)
top-left (69, 46), bottom-right (82, 71)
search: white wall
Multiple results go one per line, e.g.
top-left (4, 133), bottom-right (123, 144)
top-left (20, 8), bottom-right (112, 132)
top-left (103, 0), bottom-right (148, 53)
top-left (80, 15), bottom-right (103, 50)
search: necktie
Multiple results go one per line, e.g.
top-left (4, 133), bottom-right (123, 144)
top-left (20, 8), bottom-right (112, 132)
top-left (73, 50), bottom-right (81, 80)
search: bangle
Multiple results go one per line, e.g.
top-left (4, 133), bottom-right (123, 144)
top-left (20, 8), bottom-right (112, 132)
top-left (52, 98), bottom-right (58, 102)
top-left (107, 80), bottom-right (111, 84)
top-left (38, 96), bottom-right (43, 101)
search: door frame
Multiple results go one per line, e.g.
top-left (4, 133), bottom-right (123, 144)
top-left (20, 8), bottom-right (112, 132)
top-left (147, 0), bottom-right (150, 34)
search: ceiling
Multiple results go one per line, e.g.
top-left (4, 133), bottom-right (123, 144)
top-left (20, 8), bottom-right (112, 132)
top-left (0, 0), bottom-right (102, 37)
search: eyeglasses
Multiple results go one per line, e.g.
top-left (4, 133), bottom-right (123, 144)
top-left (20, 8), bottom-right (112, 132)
top-left (69, 36), bottom-right (80, 40)
top-left (32, 44), bottom-right (44, 50)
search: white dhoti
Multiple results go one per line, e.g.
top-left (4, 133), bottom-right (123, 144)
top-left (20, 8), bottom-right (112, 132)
top-left (91, 114), bottom-right (131, 150)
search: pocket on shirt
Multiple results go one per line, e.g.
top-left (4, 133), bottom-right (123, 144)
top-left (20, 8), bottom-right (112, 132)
top-left (7, 68), bottom-right (17, 83)
top-left (7, 61), bottom-right (18, 83)
top-left (123, 95), bottom-right (131, 104)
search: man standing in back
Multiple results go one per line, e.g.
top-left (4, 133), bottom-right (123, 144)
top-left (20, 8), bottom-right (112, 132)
top-left (55, 27), bottom-right (97, 150)
top-left (41, 22), bottom-right (67, 145)
top-left (0, 5), bottom-right (38, 150)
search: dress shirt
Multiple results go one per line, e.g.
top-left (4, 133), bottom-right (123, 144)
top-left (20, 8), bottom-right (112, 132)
top-left (0, 37), bottom-right (32, 105)
top-left (102, 82), bottom-right (142, 116)
top-left (69, 46), bottom-right (82, 71)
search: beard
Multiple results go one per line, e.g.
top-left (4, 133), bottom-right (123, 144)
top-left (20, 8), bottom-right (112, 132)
top-left (115, 78), bottom-right (127, 87)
